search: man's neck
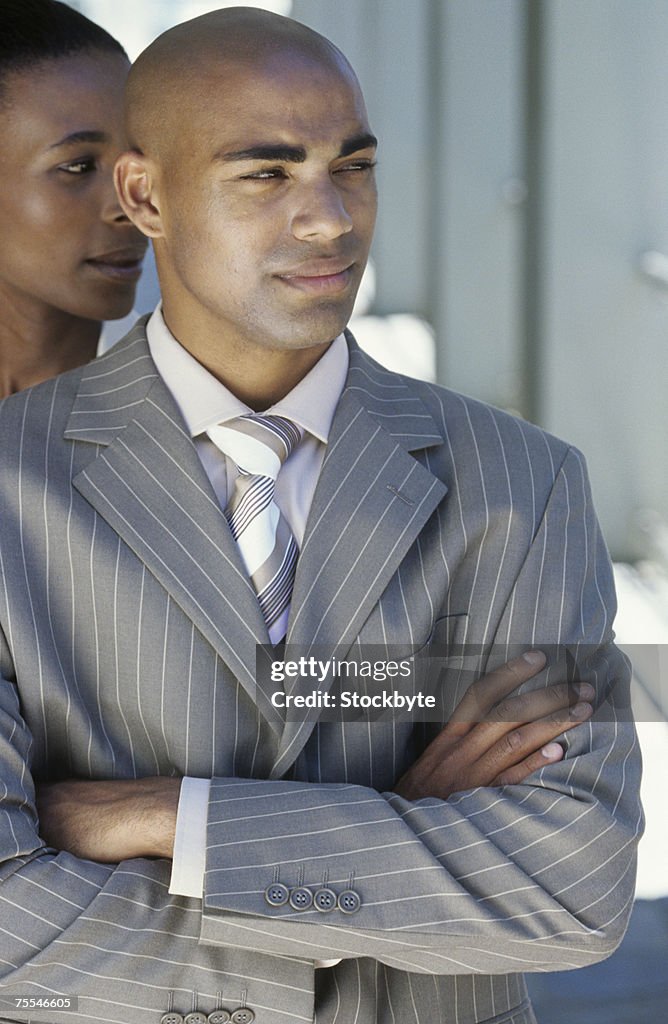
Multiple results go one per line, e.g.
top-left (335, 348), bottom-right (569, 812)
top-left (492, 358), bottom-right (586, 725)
top-left (161, 308), bottom-right (332, 411)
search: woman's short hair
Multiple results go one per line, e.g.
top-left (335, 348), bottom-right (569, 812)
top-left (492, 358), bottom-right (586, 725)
top-left (0, 0), bottom-right (126, 98)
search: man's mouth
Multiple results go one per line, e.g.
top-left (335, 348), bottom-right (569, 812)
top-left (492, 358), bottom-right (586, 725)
top-left (276, 261), bottom-right (355, 295)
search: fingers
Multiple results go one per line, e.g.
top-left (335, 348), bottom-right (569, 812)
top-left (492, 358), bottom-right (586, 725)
top-left (408, 660), bottom-right (592, 774)
top-left (493, 741), bottom-right (565, 786)
top-left (485, 680), bottom-right (595, 726)
top-left (478, 699), bottom-right (594, 784)
top-left (393, 648), bottom-right (597, 801)
top-left (448, 650), bottom-right (547, 734)
top-left (394, 679), bottom-right (594, 800)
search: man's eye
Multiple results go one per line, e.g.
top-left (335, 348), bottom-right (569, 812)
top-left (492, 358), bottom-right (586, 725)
top-left (240, 167), bottom-right (286, 181)
top-left (336, 159), bottom-right (377, 174)
top-left (59, 158), bottom-right (96, 175)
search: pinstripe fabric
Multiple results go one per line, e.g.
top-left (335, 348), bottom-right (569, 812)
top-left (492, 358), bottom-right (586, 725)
top-left (0, 320), bottom-right (641, 1024)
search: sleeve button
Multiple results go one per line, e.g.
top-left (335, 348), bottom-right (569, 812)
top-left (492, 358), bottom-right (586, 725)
top-left (289, 885), bottom-right (314, 910)
top-left (161, 1015), bottom-right (184, 1024)
top-left (185, 1014), bottom-right (208, 1024)
top-left (313, 887), bottom-right (337, 912)
top-left (207, 1013), bottom-right (231, 1024)
top-left (264, 882), bottom-right (290, 906)
top-left (230, 1010), bottom-right (255, 1024)
top-left (338, 889), bottom-right (362, 914)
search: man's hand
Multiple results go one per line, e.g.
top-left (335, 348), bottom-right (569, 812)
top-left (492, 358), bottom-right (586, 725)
top-left (35, 776), bottom-right (182, 862)
top-left (394, 650), bottom-right (594, 801)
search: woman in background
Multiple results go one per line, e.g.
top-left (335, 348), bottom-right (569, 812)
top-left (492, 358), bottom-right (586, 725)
top-left (0, 0), bottom-right (147, 398)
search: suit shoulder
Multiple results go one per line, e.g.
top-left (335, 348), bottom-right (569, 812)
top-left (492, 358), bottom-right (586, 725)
top-left (347, 340), bottom-right (580, 476)
top-left (401, 379), bottom-right (595, 536)
top-left (351, 345), bottom-right (586, 497)
top-left (385, 362), bottom-right (577, 468)
top-left (419, 378), bottom-right (572, 460)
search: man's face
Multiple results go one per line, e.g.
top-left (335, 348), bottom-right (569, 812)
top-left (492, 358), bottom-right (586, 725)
top-left (0, 52), bottom-right (147, 323)
top-left (149, 52), bottom-right (378, 355)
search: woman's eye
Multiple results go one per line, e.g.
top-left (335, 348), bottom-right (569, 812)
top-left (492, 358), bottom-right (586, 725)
top-left (59, 157), bottom-right (96, 175)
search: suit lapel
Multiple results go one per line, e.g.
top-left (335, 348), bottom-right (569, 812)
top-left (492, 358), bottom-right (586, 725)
top-left (65, 323), bottom-right (283, 733)
top-left (271, 339), bottom-right (448, 774)
top-left (64, 328), bottom-right (447, 752)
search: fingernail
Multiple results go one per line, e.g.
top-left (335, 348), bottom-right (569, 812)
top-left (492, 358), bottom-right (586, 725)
top-left (578, 683), bottom-right (595, 700)
top-left (572, 701), bottom-right (591, 719)
top-left (522, 650), bottom-right (545, 666)
top-left (541, 742), bottom-right (563, 759)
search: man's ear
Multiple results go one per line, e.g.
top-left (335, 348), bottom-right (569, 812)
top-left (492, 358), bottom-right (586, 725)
top-left (114, 151), bottom-right (164, 238)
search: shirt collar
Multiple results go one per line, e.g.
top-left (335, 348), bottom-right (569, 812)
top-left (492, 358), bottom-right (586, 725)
top-left (146, 305), bottom-right (348, 444)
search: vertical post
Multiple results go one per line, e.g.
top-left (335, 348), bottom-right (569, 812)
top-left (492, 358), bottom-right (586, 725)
top-left (522, 0), bottom-right (544, 424)
top-left (426, 0), bottom-right (447, 384)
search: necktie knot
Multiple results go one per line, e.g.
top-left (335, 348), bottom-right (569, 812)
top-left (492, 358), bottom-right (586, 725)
top-left (208, 414), bottom-right (303, 481)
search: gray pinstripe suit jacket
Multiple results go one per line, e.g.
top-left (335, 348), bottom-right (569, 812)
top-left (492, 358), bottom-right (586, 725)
top-left (0, 321), bottom-right (642, 1024)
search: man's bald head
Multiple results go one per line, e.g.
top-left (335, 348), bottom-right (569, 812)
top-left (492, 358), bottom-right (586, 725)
top-left (125, 6), bottom-right (358, 159)
top-left (115, 5), bottom-right (377, 377)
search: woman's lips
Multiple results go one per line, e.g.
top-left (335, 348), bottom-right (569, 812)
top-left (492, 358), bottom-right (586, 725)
top-left (85, 249), bottom-right (146, 283)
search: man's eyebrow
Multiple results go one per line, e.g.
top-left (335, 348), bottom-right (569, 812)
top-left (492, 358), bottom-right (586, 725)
top-left (49, 130), bottom-right (109, 150)
top-left (216, 133), bottom-right (378, 165)
top-left (339, 133), bottom-right (378, 157)
top-left (217, 144), bottom-right (307, 164)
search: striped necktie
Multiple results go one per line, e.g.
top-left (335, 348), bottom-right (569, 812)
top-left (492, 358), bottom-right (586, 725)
top-left (207, 414), bottom-right (303, 644)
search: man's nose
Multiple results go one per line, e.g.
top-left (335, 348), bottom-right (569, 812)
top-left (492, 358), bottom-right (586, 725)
top-left (290, 179), bottom-right (353, 241)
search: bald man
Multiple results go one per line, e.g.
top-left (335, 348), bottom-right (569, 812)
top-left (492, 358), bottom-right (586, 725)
top-left (0, 8), bottom-right (641, 1024)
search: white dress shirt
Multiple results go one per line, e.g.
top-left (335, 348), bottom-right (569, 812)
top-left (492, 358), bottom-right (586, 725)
top-left (143, 308), bottom-right (349, 901)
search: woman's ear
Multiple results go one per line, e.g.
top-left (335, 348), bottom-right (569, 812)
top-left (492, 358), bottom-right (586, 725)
top-left (114, 151), bottom-right (164, 238)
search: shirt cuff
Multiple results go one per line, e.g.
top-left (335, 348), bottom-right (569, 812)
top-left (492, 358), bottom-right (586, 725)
top-left (168, 776), bottom-right (211, 898)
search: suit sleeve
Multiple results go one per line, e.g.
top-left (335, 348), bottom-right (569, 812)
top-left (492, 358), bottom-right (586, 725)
top-left (199, 446), bottom-right (643, 974)
top-left (0, 650), bottom-right (314, 1024)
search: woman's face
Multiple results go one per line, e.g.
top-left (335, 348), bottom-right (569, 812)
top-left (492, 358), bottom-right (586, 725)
top-left (0, 50), bottom-right (147, 323)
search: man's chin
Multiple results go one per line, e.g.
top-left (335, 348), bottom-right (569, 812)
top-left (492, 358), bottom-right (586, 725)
top-left (280, 301), bottom-right (356, 349)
